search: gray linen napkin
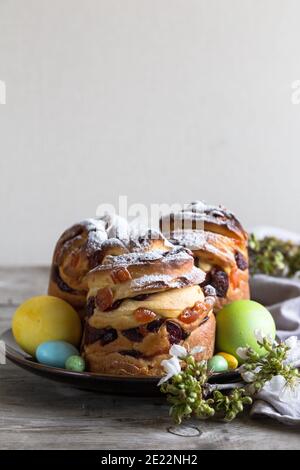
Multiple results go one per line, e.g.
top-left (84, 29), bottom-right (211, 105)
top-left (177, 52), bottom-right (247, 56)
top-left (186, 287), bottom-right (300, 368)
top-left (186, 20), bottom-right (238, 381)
top-left (250, 275), bottom-right (300, 340)
top-left (243, 225), bottom-right (300, 425)
top-left (248, 274), bottom-right (300, 424)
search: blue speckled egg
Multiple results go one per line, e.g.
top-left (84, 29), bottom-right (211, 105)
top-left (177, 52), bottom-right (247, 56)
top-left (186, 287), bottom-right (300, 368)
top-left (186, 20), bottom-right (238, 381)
top-left (36, 341), bottom-right (79, 368)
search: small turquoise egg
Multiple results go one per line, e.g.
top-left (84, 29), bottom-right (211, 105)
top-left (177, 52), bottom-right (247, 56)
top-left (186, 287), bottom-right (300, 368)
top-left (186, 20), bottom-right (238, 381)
top-left (207, 355), bottom-right (229, 373)
top-left (65, 355), bottom-right (86, 372)
top-left (36, 341), bottom-right (79, 368)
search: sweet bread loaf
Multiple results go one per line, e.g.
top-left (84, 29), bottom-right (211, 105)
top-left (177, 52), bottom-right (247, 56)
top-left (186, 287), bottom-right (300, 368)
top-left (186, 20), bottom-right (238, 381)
top-left (82, 246), bottom-right (216, 376)
top-left (160, 201), bottom-right (250, 311)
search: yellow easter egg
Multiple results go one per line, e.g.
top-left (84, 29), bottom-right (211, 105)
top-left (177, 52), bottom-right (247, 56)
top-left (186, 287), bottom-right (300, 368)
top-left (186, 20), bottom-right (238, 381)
top-left (12, 296), bottom-right (82, 357)
top-left (216, 352), bottom-right (239, 370)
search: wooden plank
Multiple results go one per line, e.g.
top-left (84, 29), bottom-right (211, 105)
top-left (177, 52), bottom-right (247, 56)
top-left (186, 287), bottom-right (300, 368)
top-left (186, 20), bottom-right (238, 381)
top-left (0, 267), bottom-right (50, 306)
top-left (0, 306), bottom-right (16, 332)
top-left (0, 267), bottom-right (299, 450)
top-left (1, 358), bottom-right (300, 450)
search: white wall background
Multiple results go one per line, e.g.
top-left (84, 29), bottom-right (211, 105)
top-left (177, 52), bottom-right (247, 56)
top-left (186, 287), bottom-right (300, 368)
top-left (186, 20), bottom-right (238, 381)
top-left (0, 0), bottom-right (299, 265)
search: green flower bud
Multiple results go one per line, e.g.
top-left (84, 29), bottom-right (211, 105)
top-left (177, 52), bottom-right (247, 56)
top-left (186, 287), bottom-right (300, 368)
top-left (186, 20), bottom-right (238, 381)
top-left (226, 411), bottom-right (236, 421)
top-left (174, 374), bottom-right (183, 383)
top-left (185, 405), bottom-right (193, 414)
top-left (236, 402), bottom-right (244, 412)
top-left (187, 397), bottom-right (196, 404)
top-left (187, 356), bottom-right (195, 366)
top-left (243, 397), bottom-right (253, 405)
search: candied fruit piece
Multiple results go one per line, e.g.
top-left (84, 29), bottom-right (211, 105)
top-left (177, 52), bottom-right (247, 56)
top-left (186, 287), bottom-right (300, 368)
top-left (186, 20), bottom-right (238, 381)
top-left (134, 308), bottom-right (157, 324)
top-left (96, 288), bottom-right (114, 311)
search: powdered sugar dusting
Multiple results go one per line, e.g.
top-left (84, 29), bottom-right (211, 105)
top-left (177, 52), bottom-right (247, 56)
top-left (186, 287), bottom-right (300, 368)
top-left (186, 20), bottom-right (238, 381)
top-left (131, 266), bottom-right (205, 291)
top-left (98, 246), bottom-right (192, 271)
top-left (83, 217), bottom-right (108, 232)
top-left (86, 230), bottom-right (107, 254)
top-left (170, 230), bottom-right (206, 250)
top-left (187, 201), bottom-right (236, 218)
top-left (160, 200), bottom-right (245, 241)
top-left (160, 200), bottom-right (233, 229)
top-left (132, 274), bottom-right (173, 288)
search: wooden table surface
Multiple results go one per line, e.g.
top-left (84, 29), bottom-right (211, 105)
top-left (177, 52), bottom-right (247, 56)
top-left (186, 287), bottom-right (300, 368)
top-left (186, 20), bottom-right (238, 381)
top-left (0, 267), bottom-right (299, 450)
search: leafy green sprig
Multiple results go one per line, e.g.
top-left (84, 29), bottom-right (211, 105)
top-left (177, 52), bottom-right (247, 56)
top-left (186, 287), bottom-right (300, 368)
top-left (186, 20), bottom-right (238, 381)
top-left (212, 388), bottom-right (252, 422)
top-left (239, 335), bottom-right (300, 394)
top-left (160, 354), bottom-right (252, 424)
top-left (160, 335), bottom-right (300, 425)
top-left (249, 234), bottom-right (300, 277)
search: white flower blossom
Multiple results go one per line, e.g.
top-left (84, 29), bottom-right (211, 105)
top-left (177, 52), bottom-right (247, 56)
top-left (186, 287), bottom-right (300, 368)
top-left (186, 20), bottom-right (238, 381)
top-left (240, 366), bottom-right (261, 383)
top-left (254, 329), bottom-right (265, 343)
top-left (254, 329), bottom-right (275, 344)
top-left (158, 344), bottom-right (206, 386)
top-left (158, 356), bottom-right (181, 386)
top-left (190, 345), bottom-right (205, 356)
top-left (285, 336), bottom-right (298, 349)
top-left (236, 347), bottom-right (249, 360)
top-left (169, 344), bottom-right (205, 359)
top-left (284, 336), bottom-right (300, 366)
top-left (260, 375), bottom-right (300, 402)
top-left (169, 344), bottom-right (187, 358)
top-left (240, 371), bottom-right (257, 383)
top-left (280, 380), bottom-right (300, 401)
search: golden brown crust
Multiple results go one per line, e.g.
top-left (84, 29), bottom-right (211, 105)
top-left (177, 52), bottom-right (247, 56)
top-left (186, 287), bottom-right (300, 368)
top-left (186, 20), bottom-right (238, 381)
top-left (212, 269), bottom-right (250, 311)
top-left (48, 218), bottom-right (110, 310)
top-left (160, 201), bottom-right (247, 241)
top-left (48, 272), bottom-right (87, 311)
top-left (87, 247), bottom-right (206, 304)
top-left (83, 312), bottom-right (216, 377)
top-left (82, 240), bottom-right (216, 376)
top-left (87, 286), bottom-right (206, 330)
top-left (48, 218), bottom-right (173, 313)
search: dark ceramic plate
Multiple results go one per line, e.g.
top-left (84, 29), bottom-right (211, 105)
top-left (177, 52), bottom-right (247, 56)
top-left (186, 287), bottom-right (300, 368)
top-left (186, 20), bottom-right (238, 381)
top-left (1, 329), bottom-right (240, 396)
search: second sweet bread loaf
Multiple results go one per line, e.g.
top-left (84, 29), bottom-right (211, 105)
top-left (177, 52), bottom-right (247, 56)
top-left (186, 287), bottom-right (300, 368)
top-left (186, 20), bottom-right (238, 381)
top-left (160, 201), bottom-right (250, 311)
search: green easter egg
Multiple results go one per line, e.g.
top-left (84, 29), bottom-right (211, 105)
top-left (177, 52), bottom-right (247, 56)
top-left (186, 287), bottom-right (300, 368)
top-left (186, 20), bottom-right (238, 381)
top-left (216, 300), bottom-right (276, 364)
top-left (207, 355), bottom-right (229, 373)
top-left (65, 355), bottom-right (86, 372)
